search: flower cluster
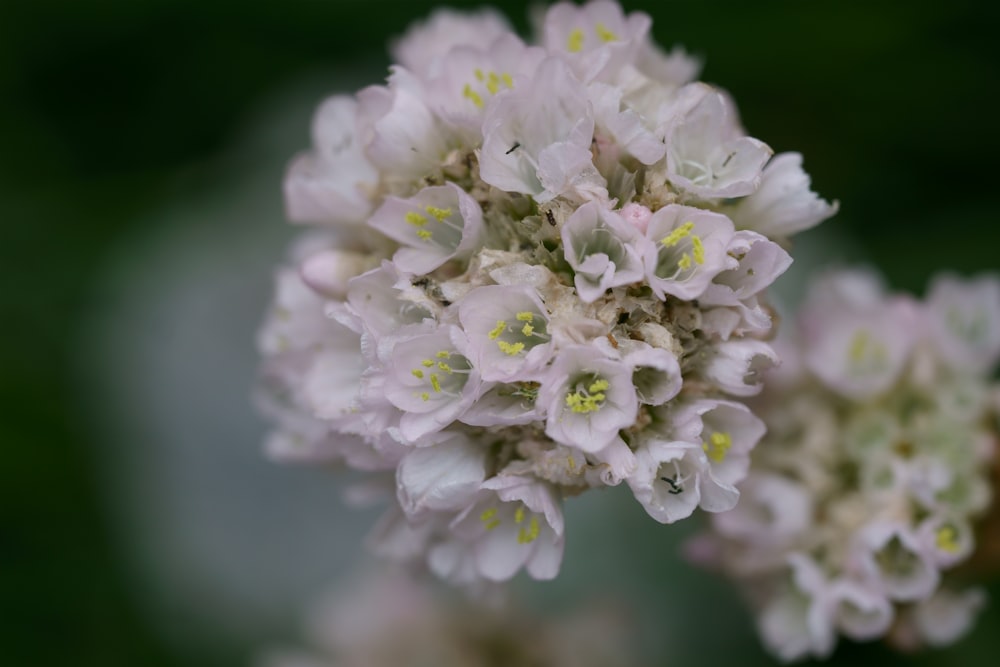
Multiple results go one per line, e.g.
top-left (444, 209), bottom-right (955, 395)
top-left (257, 1), bottom-right (837, 587)
top-left (258, 568), bottom-right (645, 667)
top-left (690, 270), bottom-right (1000, 661)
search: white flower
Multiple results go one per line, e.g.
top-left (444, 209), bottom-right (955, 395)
top-left (561, 201), bottom-right (649, 302)
top-left (458, 284), bottom-right (553, 382)
top-left (539, 344), bottom-right (638, 452)
top-left (542, 1), bottom-right (651, 82)
top-left (479, 57), bottom-right (606, 202)
top-left (383, 326), bottom-right (481, 443)
top-left (340, 262), bottom-right (434, 341)
top-left (909, 587), bottom-right (987, 647)
top-left (628, 439), bottom-right (739, 523)
top-left (829, 578), bottom-right (894, 641)
top-left (446, 474), bottom-right (565, 581)
top-left (757, 554), bottom-right (837, 663)
top-left (802, 293), bottom-right (916, 400)
top-left (924, 273), bottom-right (1000, 373)
top-left (643, 204), bottom-right (737, 300)
top-left (711, 473), bottom-right (813, 544)
top-left (426, 34), bottom-right (546, 142)
top-left (724, 152), bottom-right (839, 237)
top-left (853, 522), bottom-right (940, 602)
top-left (396, 433), bottom-right (488, 523)
top-left (357, 67), bottom-right (455, 182)
top-left (299, 248), bottom-right (378, 300)
top-left (368, 182), bottom-right (484, 274)
top-left (390, 8), bottom-right (511, 79)
top-left (701, 339), bottom-right (778, 396)
top-left (663, 83), bottom-right (773, 200)
top-left (284, 96), bottom-right (379, 226)
top-left (670, 399), bottom-right (766, 488)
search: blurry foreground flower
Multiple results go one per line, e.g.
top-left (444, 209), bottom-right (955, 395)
top-left (257, 568), bottom-right (644, 667)
top-left (691, 270), bottom-right (1000, 661)
top-left (257, 0), bottom-right (837, 588)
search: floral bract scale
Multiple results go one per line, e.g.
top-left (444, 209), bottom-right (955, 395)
top-left (257, 1), bottom-right (838, 589)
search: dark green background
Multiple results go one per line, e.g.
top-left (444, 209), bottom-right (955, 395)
top-left (2, 1), bottom-right (998, 666)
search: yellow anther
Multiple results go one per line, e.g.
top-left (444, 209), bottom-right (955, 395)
top-left (567, 455), bottom-right (576, 470)
top-left (411, 369), bottom-right (424, 379)
top-left (488, 320), bottom-right (507, 340)
top-left (691, 235), bottom-right (705, 264)
top-left (497, 340), bottom-right (525, 356)
top-left (514, 506), bottom-right (525, 524)
top-left (595, 22), bottom-right (618, 42)
top-left (437, 361), bottom-right (452, 373)
top-left (565, 387), bottom-right (606, 413)
top-left (480, 507), bottom-right (501, 531)
top-left (416, 229), bottom-right (432, 241)
top-left (463, 83), bottom-right (484, 108)
top-left (678, 254), bottom-right (693, 271)
top-left (567, 28), bottom-right (584, 52)
top-left (424, 205), bottom-right (452, 221)
top-left (515, 311), bottom-right (534, 321)
top-left (936, 526), bottom-right (960, 553)
top-left (588, 379), bottom-right (609, 393)
top-left (420, 392), bottom-right (430, 401)
top-left (849, 330), bottom-right (871, 363)
top-left (486, 71), bottom-right (500, 95)
top-left (421, 359), bottom-right (435, 367)
top-left (436, 350), bottom-right (450, 358)
top-left (518, 516), bottom-right (540, 544)
top-left (501, 72), bottom-right (513, 88)
top-left (474, 68), bottom-right (485, 81)
top-left (702, 431), bottom-right (733, 463)
top-left (661, 222), bottom-right (695, 247)
top-left (405, 211), bottom-right (428, 226)
top-left (521, 323), bottom-right (534, 336)
top-left (429, 374), bottom-right (442, 393)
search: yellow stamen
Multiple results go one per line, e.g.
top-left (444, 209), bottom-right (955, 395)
top-left (474, 68), bottom-right (485, 81)
top-left (405, 211), bottom-right (428, 226)
top-left (702, 431), bottom-right (733, 463)
top-left (501, 72), bottom-right (514, 88)
top-left (936, 526), bottom-right (960, 553)
top-left (424, 205), bottom-right (452, 221)
top-left (411, 369), bottom-right (424, 379)
top-left (518, 516), bottom-right (540, 544)
top-left (486, 71), bottom-right (500, 95)
top-left (436, 350), bottom-right (450, 358)
top-left (416, 229), bottom-right (432, 241)
top-left (514, 506), bottom-right (525, 524)
top-left (588, 379), bottom-right (609, 393)
top-left (595, 22), bottom-right (617, 42)
top-left (497, 340), bottom-right (525, 356)
top-left (567, 28), bottom-right (584, 52)
top-left (521, 323), bottom-right (534, 336)
top-left (462, 83), bottom-right (484, 108)
top-left (488, 320), bottom-right (507, 340)
top-left (565, 385), bottom-right (606, 413)
top-left (515, 311), bottom-right (534, 321)
top-left (849, 330), bottom-right (870, 363)
top-left (661, 221), bottom-right (694, 247)
top-left (437, 361), bottom-right (452, 373)
top-left (420, 392), bottom-right (430, 401)
top-left (480, 507), bottom-right (500, 531)
top-left (429, 374), bottom-right (441, 393)
top-left (421, 359), bottom-right (434, 368)
top-left (678, 254), bottom-right (693, 271)
top-left (691, 235), bottom-right (705, 264)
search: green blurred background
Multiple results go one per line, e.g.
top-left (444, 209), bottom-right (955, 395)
top-left (2, 1), bottom-right (999, 666)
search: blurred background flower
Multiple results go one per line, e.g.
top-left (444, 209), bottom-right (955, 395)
top-left (2, 1), bottom-right (999, 666)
